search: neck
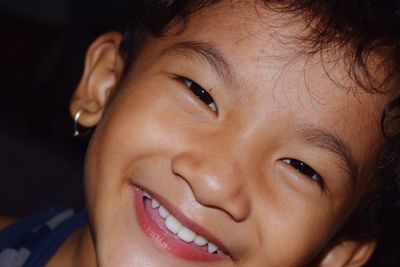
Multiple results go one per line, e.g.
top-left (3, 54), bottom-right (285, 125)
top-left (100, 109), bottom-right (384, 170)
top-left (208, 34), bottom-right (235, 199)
top-left (46, 224), bottom-right (97, 267)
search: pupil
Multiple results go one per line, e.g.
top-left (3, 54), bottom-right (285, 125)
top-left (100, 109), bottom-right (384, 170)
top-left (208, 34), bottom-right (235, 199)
top-left (191, 82), bottom-right (214, 105)
top-left (292, 159), bottom-right (315, 177)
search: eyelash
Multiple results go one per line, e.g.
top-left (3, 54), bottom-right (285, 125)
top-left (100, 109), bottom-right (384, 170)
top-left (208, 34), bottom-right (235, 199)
top-left (176, 77), bottom-right (218, 113)
top-left (174, 76), bottom-right (323, 188)
top-left (282, 159), bottom-right (325, 189)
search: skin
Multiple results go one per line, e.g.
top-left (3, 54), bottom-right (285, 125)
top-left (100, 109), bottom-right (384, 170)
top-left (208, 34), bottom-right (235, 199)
top-left (0, 215), bottom-right (15, 230)
top-left (48, 1), bottom-right (387, 266)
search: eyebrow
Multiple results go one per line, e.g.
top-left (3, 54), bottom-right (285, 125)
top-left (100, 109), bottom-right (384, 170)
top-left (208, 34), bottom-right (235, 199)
top-left (161, 41), bottom-right (238, 87)
top-left (298, 125), bottom-right (359, 186)
top-left (162, 41), bottom-right (359, 185)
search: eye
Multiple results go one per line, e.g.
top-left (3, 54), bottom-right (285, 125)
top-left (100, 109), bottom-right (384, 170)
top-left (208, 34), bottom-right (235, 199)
top-left (177, 77), bottom-right (218, 113)
top-left (282, 159), bottom-right (324, 188)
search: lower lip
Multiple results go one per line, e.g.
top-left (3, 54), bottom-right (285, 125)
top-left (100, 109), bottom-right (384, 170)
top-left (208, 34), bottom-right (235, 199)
top-left (133, 186), bottom-right (227, 261)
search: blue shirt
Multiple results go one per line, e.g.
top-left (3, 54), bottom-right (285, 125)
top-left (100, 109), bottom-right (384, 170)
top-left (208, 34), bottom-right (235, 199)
top-left (0, 208), bottom-right (87, 267)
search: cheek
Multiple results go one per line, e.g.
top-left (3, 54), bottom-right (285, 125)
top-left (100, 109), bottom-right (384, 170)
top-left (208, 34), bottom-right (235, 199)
top-left (251, 196), bottom-right (339, 265)
top-left (248, 172), bottom-right (348, 265)
top-left (82, 84), bottom-right (191, 264)
top-left (83, 82), bottom-right (186, 203)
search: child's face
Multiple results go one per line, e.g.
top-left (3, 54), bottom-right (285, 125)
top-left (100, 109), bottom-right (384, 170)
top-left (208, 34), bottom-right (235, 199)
top-left (73, 2), bottom-right (385, 266)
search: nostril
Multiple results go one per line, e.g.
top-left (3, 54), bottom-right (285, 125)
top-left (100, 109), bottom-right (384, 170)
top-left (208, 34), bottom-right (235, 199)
top-left (171, 153), bottom-right (250, 222)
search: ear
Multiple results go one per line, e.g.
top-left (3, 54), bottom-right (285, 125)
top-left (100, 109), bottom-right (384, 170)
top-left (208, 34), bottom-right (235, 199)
top-left (70, 32), bottom-right (124, 127)
top-left (313, 239), bottom-right (377, 267)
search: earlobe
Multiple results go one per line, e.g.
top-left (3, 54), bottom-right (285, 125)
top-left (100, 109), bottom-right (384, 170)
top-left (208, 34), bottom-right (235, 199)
top-left (70, 31), bottom-right (124, 128)
top-left (313, 239), bottom-right (376, 267)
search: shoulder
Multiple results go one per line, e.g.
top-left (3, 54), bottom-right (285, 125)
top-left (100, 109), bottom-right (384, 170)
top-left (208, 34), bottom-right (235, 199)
top-left (0, 214), bottom-right (16, 230)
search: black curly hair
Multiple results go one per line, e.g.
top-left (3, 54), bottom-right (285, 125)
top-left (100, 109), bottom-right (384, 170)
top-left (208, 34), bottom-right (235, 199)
top-left (113, 0), bottom-right (400, 241)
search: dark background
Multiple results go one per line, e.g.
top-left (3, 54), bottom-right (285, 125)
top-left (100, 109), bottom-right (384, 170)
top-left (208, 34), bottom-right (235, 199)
top-left (0, 1), bottom-right (399, 266)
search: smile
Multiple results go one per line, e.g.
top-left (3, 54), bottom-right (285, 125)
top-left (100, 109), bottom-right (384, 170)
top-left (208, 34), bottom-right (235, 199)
top-left (133, 186), bottom-right (230, 261)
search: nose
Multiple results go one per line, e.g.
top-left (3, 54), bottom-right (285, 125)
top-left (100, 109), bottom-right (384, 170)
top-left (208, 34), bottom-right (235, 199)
top-left (171, 145), bottom-right (251, 222)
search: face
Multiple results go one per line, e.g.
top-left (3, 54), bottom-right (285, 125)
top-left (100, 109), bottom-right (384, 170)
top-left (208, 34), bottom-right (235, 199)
top-left (75, 2), bottom-right (385, 266)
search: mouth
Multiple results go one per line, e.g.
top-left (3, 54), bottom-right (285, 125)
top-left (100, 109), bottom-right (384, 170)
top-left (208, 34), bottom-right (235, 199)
top-left (133, 186), bottom-right (231, 261)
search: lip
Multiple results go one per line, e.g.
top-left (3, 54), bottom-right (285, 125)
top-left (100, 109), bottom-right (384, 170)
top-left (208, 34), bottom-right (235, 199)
top-left (133, 185), bottom-right (231, 261)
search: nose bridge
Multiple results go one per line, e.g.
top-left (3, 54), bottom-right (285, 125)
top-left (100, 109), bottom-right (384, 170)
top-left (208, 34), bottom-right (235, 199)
top-left (171, 128), bottom-right (251, 222)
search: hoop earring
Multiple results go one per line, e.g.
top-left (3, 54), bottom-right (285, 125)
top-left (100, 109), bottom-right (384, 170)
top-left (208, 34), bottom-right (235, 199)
top-left (73, 109), bottom-right (91, 137)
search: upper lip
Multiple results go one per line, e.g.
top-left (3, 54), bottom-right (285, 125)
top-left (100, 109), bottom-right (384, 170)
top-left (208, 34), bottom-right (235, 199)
top-left (137, 184), bottom-right (232, 258)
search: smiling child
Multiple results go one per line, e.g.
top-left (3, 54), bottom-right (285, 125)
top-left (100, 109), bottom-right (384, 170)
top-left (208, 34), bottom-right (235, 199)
top-left (1, 1), bottom-right (400, 266)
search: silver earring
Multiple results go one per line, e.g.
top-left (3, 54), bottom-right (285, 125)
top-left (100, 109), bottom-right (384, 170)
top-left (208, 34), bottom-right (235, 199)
top-left (73, 109), bottom-right (91, 137)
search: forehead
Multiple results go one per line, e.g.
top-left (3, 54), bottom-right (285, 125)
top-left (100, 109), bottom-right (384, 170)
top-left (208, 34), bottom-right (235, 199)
top-left (137, 1), bottom-right (387, 176)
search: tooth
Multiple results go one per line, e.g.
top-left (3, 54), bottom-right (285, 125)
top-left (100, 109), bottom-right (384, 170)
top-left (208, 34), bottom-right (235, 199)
top-left (165, 215), bottom-right (182, 234)
top-left (208, 243), bottom-right (218, 254)
top-left (194, 235), bottom-right (208, 246)
top-left (158, 206), bottom-right (170, 219)
top-left (151, 199), bottom-right (160, 208)
top-left (143, 191), bottom-right (152, 199)
top-left (177, 226), bottom-right (196, 243)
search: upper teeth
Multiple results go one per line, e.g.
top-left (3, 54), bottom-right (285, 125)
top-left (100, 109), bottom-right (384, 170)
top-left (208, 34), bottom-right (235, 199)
top-left (144, 191), bottom-right (219, 254)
